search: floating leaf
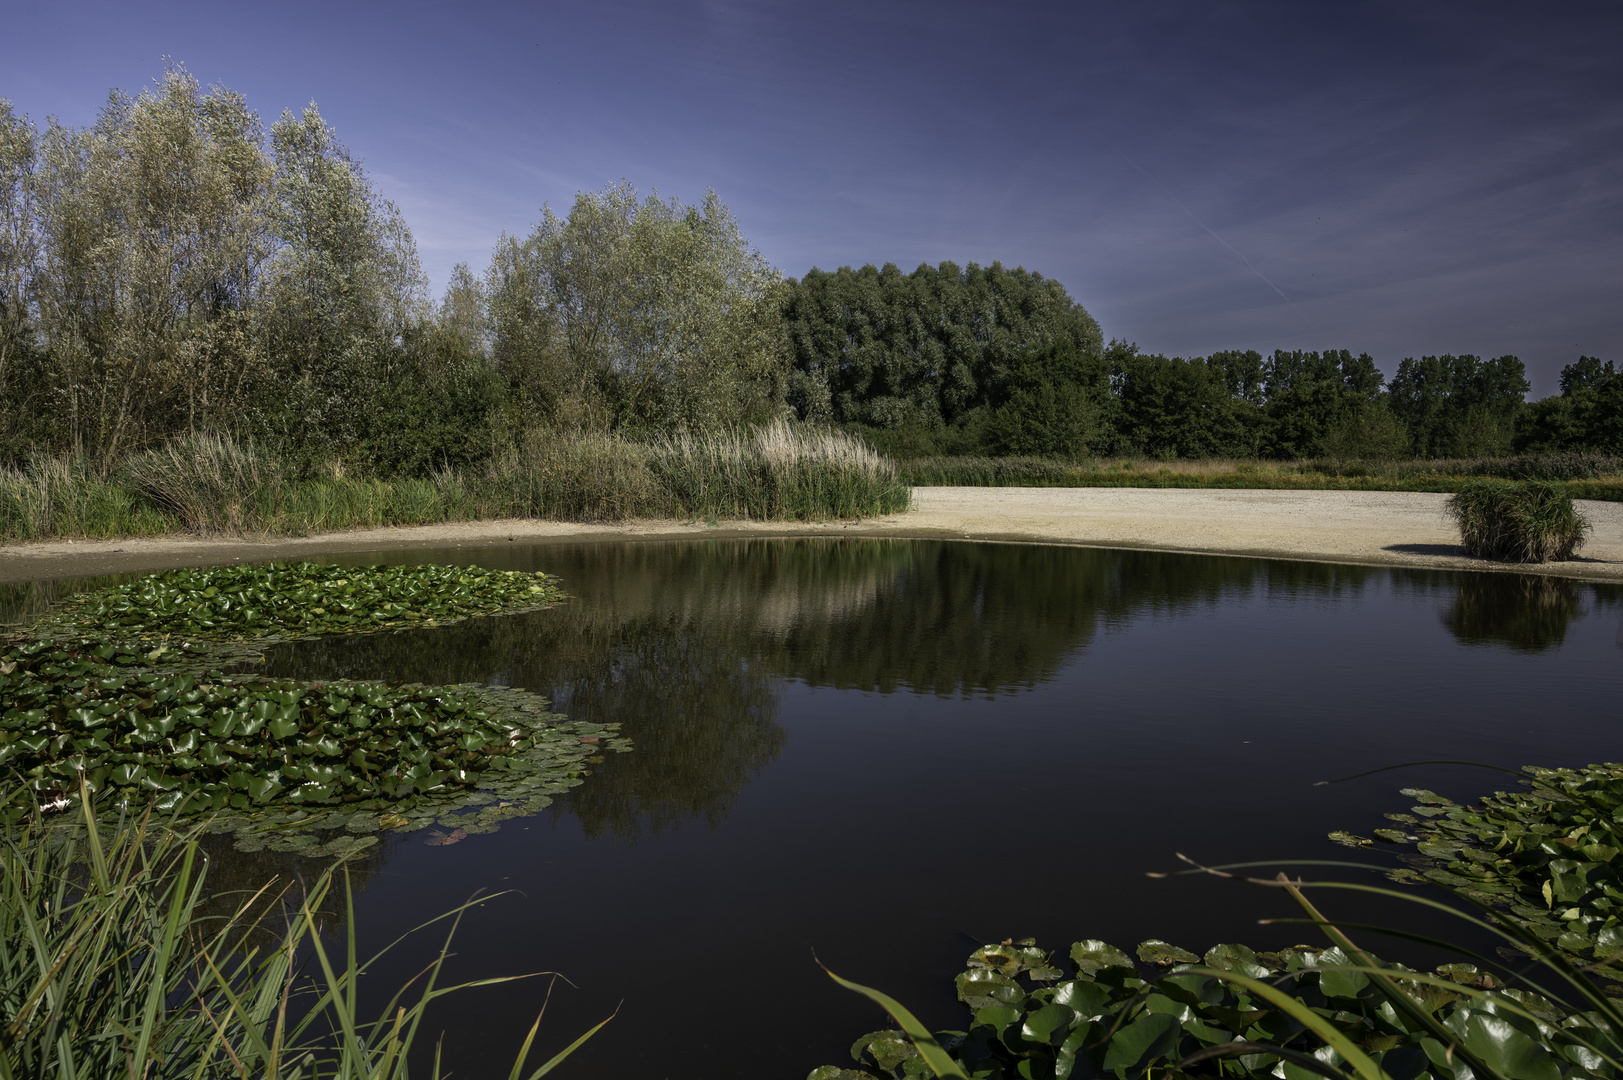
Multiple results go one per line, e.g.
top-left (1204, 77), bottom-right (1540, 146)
top-left (1136, 940), bottom-right (1199, 967)
top-left (1069, 939), bottom-right (1134, 977)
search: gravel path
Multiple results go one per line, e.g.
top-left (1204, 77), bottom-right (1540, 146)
top-left (3, 487), bottom-right (1621, 584)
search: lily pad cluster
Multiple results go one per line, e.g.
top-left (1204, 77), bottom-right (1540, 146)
top-left (1332, 765), bottom-right (1623, 980)
top-left (2, 561), bottom-right (626, 856)
top-left (27, 561), bottom-right (565, 643)
top-left (815, 936), bottom-right (1609, 1080)
top-left (0, 639), bottom-right (625, 852)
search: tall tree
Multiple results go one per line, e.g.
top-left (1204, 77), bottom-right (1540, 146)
top-left (781, 260), bottom-right (1104, 435)
top-left (1108, 343), bottom-right (1257, 458)
top-left (494, 182), bottom-right (785, 432)
top-left (1260, 349), bottom-right (1385, 457)
top-left (1387, 354), bottom-right (1528, 457)
top-left (1515, 356), bottom-right (1623, 455)
top-left (24, 66), bottom-right (276, 464)
top-left (255, 102), bottom-right (428, 459)
top-left (0, 100), bottom-right (47, 460)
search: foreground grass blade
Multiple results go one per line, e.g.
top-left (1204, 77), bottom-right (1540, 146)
top-left (1188, 966), bottom-right (1392, 1080)
top-left (817, 958), bottom-right (969, 1080)
top-left (518, 1006), bottom-right (618, 1080)
top-left (1279, 879), bottom-right (1506, 1080)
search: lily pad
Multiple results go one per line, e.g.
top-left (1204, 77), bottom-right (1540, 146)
top-left (2, 563), bottom-right (629, 855)
top-left (1135, 939), bottom-right (1199, 967)
top-left (1069, 939), bottom-right (1134, 978)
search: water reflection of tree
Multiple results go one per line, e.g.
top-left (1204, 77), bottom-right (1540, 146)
top-left (261, 540), bottom-right (1409, 839)
top-left (0, 573), bottom-right (131, 628)
top-left (260, 597), bottom-right (786, 843)
top-left (1443, 575), bottom-right (1584, 653)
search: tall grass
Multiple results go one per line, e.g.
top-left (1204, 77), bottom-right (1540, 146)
top-left (649, 420), bottom-right (910, 520)
top-left (0, 793), bottom-right (605, 1078)
top-left (1446, 480), bottom-right (1591, 562)
top-left (0, 457), bottom-right (173, 541)
top-left (0, 424), bottom-right (910, 543)
top-left (120, 431), bottom-right (286, 533)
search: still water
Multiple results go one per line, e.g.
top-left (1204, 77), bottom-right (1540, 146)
top-left (13, 539), bottom-right (1623, 1077)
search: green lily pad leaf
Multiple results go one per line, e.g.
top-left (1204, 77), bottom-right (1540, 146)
top-left (1399, 788), bottom-right (1458, 806)
top-left (1328, 830), bottom-right (1372, 848)
top-left (1100, 1012), bottom-right (1179, 1074)
top-left (955, 969), bottom-right (1024, 1011)
top-left (1136, 940), bottom-right (1199, 967)
top-left (1459, 1010), bottom-right (1562, 1080)
top-left (967, 942), bottom-right (1058, 980)
top-left (1069, 940), bottom-right (1134, 978)
top-left (1202, 942), bottom-right (1261, 971)
top-left (1019, 1003), bottom-right (1077, 1046)
top-left (850, 1030), bottom-right (915, 1073)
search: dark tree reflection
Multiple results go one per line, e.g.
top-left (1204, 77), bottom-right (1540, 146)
top-left (257, 539), bottom-right (1421, 837)
top-left (1443, 574), bottom-right (1584, 653)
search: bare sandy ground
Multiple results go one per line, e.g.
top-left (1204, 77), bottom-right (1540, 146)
top-left (3, 487), bottom-right (1622, 584)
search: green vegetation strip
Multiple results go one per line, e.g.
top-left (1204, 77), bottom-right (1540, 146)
top-left (897, 454), bottom-right (1623, 501)
top-left (815, 934), bottom-right (1602, 1080)
top-left (28, 560), bottom-right (566, 642)
top-left (3, 561), bottom-right (627, 856)
top-left (0, 638), bottom-right (624, 857)
top-left (822, 766), bottom-right (1623, 1080)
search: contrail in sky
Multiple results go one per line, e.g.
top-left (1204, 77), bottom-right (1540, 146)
top-left (1114, 149), bottom-right (1308, 320)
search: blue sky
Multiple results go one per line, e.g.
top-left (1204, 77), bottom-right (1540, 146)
top-left (4, 0), bottom-right (1619, 395)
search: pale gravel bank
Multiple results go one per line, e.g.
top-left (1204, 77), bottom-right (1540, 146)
top-left (3, 487), bottom-right (1622, 585)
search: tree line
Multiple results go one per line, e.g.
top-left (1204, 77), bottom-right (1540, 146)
top-left (0, 67), bottom-right (784, 475)
top-left (1, 67), bottom-right (1616, 474)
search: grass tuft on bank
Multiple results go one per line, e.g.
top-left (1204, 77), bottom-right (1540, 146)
top-left (1446, 480), bottom-right (1591, 562)
top-left (0, 422), bottom-right (911, 542)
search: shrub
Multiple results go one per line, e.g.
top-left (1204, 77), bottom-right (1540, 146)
top-left (1446, 480), bottom-right (1590, 562)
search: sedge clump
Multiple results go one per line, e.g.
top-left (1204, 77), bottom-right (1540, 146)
top-left (1446, 480), bottom-right (1590, 563)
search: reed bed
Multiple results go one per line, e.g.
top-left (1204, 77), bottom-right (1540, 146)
top-left (649, 419), bottom-right (910, 520)
top-left (1446, 480), bottom-right (1591, 562)
top-left (0, 796), bottom-right (602, 1078)
top-left (0, 457), bottom-right (173, 541)
top-left (0, 424), bottom-right (910, 542)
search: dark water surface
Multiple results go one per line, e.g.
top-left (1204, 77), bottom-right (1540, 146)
top-left (12, 539), bottom-right (1623, 1077)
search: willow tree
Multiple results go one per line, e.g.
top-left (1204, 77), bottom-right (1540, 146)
top-left (254, 103), bottom-right (428, 459)
top-left (490, 182), bottom-right (785, 432)
top-left (0, 100), bottom-right (47, 459)
top-left (15, 68), bottom-right (279, 465)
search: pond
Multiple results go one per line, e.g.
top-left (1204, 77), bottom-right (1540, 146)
top-left (9, 538), bottom-right (1623, 1077)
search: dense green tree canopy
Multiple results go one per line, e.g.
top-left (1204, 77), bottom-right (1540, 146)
top-left (1515, 356), bottom-right (1623, 455)
top-left (781, 261), bottom-right (1104, 431)
top-left (1387, 353), bottom-right (1528, 457)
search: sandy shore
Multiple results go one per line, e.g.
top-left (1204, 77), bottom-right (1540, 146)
top-left (3, 487), bottom-right (1622, 584)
